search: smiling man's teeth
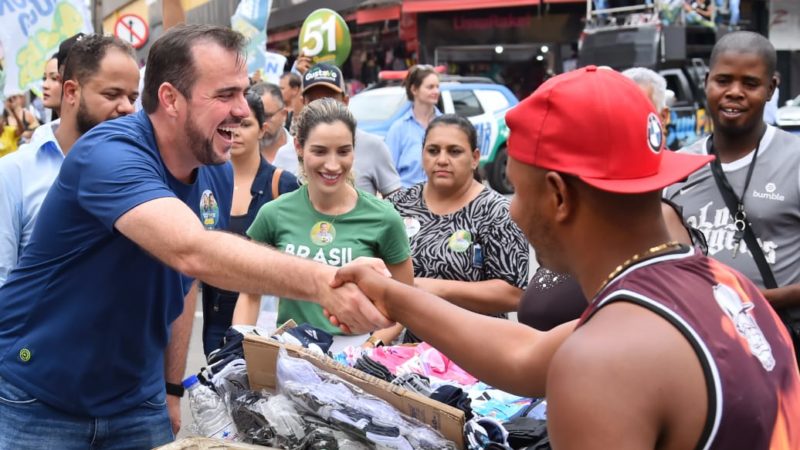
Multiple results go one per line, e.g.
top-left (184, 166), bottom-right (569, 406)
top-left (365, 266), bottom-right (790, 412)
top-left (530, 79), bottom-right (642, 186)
top-left (723, 108), bottom-right (740, 113)
top-left (218, 126), bottom-right (237, 133)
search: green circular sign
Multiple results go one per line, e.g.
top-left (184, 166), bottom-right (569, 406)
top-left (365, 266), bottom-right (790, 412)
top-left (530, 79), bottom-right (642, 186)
top-left (19, 348), bottom-right (31, 362)
top-left (299, 8), bottom-right (352, 67)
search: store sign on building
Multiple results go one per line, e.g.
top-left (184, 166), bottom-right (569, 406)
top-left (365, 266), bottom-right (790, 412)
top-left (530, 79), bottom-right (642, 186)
top-left (453, 14), bottom-right (532, 31)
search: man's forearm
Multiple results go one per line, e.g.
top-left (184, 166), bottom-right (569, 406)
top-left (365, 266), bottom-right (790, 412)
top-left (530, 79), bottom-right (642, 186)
top-left (382, 277), bottom-right (571, 397)
top-left (763, 284), bottom-right (800, 309)
top-left (162, 0), bottom-right (185, 30)
top-left (184, 231), bottom-right (328, 303)
top-left (416, 278), bottom-right (522, 315)
top-left (165, 281), bottom-right (198, 384)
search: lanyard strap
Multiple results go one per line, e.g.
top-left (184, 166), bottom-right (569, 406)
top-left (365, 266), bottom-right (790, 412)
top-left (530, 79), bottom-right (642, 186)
top-left (705, 131), bottom-right (778, 289)
top-left (707, 130), bottom-right (764, 214)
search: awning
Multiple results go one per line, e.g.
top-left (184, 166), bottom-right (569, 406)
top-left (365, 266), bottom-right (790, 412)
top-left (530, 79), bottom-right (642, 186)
top-left (268, 0), bottom-right (362, 30)
top-left (356, 4), bottom-right (402, 24)
top-left (402, 0), bottom-right (539, 13)
top-left (268, 27), bottom-right (301, 44)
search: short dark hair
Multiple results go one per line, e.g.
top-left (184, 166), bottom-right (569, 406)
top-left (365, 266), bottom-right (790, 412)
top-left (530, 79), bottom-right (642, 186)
top-left (250, 82), bottom-right (285, 108)
top-left (404, 65), bottom-right (438, 101)
top-left (423, 114), bottom-right (478, 151)
top-left (142, 24), bottom-right (246, 113)
top-left (423, 114), bottom-right (482, 182)
top-left (280, 72), bottom-right (301, 89)
top-left (62, 35), bottom-right (135, 86)
top-left (245, 91), bottom-right (267, 126)
top-left (56, 33), bottom-right (86, 71)
top-left (710, 31), bottom-right (776, 77)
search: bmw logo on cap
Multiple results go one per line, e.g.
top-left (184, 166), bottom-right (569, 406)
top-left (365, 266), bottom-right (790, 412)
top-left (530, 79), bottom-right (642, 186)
top-left (647, 113), bottom-right (663, 154)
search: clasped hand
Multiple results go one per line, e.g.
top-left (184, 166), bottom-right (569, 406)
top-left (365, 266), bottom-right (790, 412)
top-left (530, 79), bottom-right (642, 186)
top-left (322, 257), bottom-right (395, 334)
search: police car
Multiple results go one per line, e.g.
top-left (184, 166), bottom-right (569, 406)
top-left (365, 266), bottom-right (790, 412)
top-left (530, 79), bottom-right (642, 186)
top-left (777, 94), bottom-right (800, 135)
top-left (349, 78), bottom-right (519, 194)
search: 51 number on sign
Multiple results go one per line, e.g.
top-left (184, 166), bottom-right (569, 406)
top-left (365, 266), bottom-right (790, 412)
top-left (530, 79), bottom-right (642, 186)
top-left (299, 9), bottom-right (351, 67)
top-left (302, 15), bottom-right (337, 56)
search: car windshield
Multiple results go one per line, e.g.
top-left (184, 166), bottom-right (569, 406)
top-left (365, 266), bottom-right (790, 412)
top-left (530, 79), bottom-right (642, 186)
top-left (349, 91), bottom-right (407, 123)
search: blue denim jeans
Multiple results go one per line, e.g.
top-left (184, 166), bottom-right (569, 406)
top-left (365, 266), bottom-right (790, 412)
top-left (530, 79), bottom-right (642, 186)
top-left (0, 375), bottom-right (174, 449)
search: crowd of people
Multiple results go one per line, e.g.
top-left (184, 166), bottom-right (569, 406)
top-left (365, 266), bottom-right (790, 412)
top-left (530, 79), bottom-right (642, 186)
top-left (0, 18), bottom-right (797, 450)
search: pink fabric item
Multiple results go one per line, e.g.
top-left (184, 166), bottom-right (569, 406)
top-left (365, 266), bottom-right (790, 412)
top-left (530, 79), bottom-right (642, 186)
top-left (371, 343), bottom-right (479, 386)
top-left (369, 345), bottom-right (418, 374)
top-left (415, 343), bottom-right (478, 386)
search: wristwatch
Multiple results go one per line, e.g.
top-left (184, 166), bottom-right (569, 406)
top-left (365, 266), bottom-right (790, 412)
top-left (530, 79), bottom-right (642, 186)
top-left (166, 382), bottom-right (185, 398)
top-left (366, 335), bottom-right (384, 347)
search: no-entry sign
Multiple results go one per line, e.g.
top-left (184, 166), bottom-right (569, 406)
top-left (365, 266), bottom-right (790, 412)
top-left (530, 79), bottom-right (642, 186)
top-left (114, 14), bottom-right (150, 49)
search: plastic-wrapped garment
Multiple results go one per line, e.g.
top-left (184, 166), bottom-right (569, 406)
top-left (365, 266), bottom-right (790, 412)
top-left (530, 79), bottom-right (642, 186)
top-left (276, 347), bottom-right (456, 450)
top-left (464, 417), bottom-right (512, 450)
top-left (260, 394), bottom-right (310, 449)
top-left (229, 390), bottom-right (371, 449)
top-left (228, 390), bottom-right (276, 445)
top-left (209, 358), bottom-right (250, 403)
top-left (467, 382), bottom-right (533, 421)
top-left (299, 413), bottom-right (371, 450)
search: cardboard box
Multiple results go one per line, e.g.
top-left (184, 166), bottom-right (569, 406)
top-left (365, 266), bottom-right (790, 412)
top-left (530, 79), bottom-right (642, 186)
top-left (155, 437), bottom-right (278, 449)
top-left (242, 333), bottom-right (466, 449)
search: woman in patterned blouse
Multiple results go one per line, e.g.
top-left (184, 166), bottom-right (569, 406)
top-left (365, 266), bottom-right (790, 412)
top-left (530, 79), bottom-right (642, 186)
top-left (369, 115), bottom-right (530, 345)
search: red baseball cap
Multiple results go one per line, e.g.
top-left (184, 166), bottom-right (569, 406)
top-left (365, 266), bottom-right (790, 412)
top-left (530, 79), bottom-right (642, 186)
top-left (506, 66), bottom-right (714, 193)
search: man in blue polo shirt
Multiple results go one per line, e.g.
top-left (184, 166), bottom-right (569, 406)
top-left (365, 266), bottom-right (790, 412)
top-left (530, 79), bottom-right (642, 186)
top-left (0, 24), bottom-right (391, 448)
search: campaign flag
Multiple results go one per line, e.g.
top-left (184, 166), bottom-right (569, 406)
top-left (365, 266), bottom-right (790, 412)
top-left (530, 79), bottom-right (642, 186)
top-left (231, 0), bottom-right (278, 77)
top-left (0, 0), bottom-right (93, 97)
top-left (261, 51), bottom-right (286, 84)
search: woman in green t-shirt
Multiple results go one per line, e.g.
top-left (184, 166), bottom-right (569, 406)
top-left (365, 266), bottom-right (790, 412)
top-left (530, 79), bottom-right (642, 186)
top-left (232, 98), bottom-right (413, 337)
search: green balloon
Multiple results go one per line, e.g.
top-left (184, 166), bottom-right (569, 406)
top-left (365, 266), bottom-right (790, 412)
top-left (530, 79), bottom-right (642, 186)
top-left (299, 8), bottom-right (352, 67)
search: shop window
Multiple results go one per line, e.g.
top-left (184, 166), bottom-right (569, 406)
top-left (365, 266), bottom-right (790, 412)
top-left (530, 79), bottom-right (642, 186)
top-left (451, 90), bottom-right (484, 117)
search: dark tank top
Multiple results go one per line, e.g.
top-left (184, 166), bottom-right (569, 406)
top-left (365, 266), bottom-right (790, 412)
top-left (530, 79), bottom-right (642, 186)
top-left (578, 246), bottom-right (800, 450)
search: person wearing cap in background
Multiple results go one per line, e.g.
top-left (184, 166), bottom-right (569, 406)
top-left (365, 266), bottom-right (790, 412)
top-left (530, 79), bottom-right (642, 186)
top-left (333, 66), bottom-right (800, 449)
top-left (293, 63), bottom-right (401, 197)
top-left (0, 34), bottom-right (140, 287)
top-left (664, 32), bottom-right (800, 365)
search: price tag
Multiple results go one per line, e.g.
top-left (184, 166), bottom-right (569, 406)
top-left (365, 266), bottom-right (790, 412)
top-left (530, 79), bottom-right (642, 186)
top-left (298, 8), bottom-right (352, 67)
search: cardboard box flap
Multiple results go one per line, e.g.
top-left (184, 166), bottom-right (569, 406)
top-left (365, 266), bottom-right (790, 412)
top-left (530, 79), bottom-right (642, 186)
top-left (242, 334), bottom-right (466, 449)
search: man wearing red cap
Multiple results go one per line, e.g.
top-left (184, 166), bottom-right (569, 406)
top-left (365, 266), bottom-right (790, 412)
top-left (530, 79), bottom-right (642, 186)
top-left (334, 66), bottom-right (800, 449)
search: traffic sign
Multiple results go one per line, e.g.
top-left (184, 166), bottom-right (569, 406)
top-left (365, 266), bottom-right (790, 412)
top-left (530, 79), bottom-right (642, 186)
top-left (114, 13), bottom-right (150, 50)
